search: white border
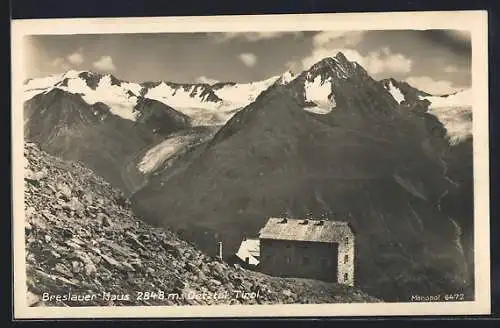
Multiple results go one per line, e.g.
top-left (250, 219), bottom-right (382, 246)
top-left (11, 11), bottom-right (490, 318)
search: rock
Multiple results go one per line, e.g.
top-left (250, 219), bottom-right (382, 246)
top-left (25, 222), bottom-right (32, 233)
top-left (128, 258), bottom-right (143, 270)
top-left (185, 262), bottom-right (198, 273)
top-left (53, 263), bottom-right (73, 278)
top-left (241, 280), bottom-right (253, 291)
top-left (161, 240), bottom-right (181, 257)
top-left (121, 262), bottom-right (136, 272)
top-left (282, 289), bottom-right (295, 298)
top-left (58, 227), bottom-right (73, 239)
top-left (27, 291), bottom-right (41, 306)
top-left (41, 210), bottom-right (57, 222)
top-left (25, 206), bottom-right (36, 220)
top-left (125, 231), bottom-right (145, 249)
top-left (97, 213), bottom-right (111, 227)
top-left (56, 182), bottom-right (72, 200)
top-left (72, 261), bottom-right (82, 274)
top-left (209, 279), bottom-right (222, 286)
top-left (25, 168), bottom-right (48, 183)
top-left (62, 197), bottom-right (84, 213)
top-left (99, 253), bottom-right (123, 271)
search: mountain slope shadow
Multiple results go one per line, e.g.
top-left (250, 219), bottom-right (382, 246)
top-left (24, 89), bottom-right (188, 191)
top-left (131, 81), bottom-right (470, 301)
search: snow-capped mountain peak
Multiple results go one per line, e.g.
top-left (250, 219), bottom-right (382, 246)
top-left (381, 78), bottom-right (472, 144)
top-left (276, 70), bottom-right (296, 85)
top-left (305, 52), bottom-right (364, 81)
top-left (23, 69), bottom-right (296, 126)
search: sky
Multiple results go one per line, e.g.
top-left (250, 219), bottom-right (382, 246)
top-left (24, 30), bottom-right (471, 95)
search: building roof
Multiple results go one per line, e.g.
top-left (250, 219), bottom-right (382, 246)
top-left (235, 238), bottom-right (260, 266)
top-left (259, 217), bottom-right (353, 243)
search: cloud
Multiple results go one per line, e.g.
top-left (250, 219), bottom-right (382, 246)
top-left (296, 31), bottom-right (412, 76)
top-left (93, 56), bottom-right (116, 71)
top-left (444, 65), bottom-right (459, 73)
top-left (301, 46), bottom-right (412, 75)
top-left (238, 53), bottom-right (257, 67)
top-left (67, 49), bottom-right (84, 65)
top-left (212, 31), bottom-right (302, 43)
top-left (312, 31), bottom-right (365, 48)
top-left (50, 57), bottom-right (70, 71)
top-left (196, 76), bottom-right (219, 84)
top-left (405, 76), bottom-right (461, 95)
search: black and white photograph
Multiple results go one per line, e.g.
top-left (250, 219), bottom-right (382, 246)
top-left (11, 11), bottom-right (490, 318)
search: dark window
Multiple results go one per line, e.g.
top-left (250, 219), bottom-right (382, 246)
top-left (344, 254), bottom-right (349, 264)
top-left (345, 237), bottom-right (349, 243)
top-left (344, 273), bottom-right (349, 281)
top-left (302, 257), bottom-right (310, 265)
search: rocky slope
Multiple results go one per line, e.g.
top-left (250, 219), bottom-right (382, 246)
top-left (131, 53), bottom-right (473, 302)
top-left (23, 87), bottom-right (190, 191)
top-left (23, 142), bottom-right (379, 307)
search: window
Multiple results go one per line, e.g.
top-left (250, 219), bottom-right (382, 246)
top-left (344, 273), bottom-right (349, 281)
top-left (345, 237), bottom-right (349, 244)
top-left (302, 257), bottom-right (310, 265)
top-left (344, 255), bottom-right (349, 264)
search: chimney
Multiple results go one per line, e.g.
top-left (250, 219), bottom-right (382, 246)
top-left (279, 218), bottom-right (288, 224)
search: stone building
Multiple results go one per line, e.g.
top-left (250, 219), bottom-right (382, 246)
top-left (258, 217), bottom-right (355, 286)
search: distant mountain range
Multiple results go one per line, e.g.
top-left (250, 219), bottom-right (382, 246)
top-left (24, 69), bottom-right (295, 127)
top-left (24, 63), bottom-right (471, 143)
top-left (23, 52), bottom-right (474, 302)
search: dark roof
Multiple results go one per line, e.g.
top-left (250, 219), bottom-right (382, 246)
top-left (258, 217), bottom-right (353, 243)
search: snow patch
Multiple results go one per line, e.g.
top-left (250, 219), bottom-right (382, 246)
top-left (213, 75), bottom-right (280, 108)
top-left (386, 81), bottom-right (405, 104)
top-left (423, 89), bottom-right (472, 109)
top-left (278, 70), bottom-right (296, 84)
top-left (137, 134), bottom-right (197, 174)
top-left (24, 72), bottom-right (140, 121)
top-left (68, 75), bottom-right (139, 121)
top-left (428, 106), bottom-right (472, 145)
top-left (422, 89), bottom-right (473, 144)
top-left (303, 106), bottom-right (333, 115)
top-left (24, 73), bottom-right (65, 91)
top-left (145, 83), bottom-right (220, 110)
top-left (304, 75), bottom-right (336, 114)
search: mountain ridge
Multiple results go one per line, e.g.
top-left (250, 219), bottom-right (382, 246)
top-left (130, 53), bottom-right (473, 301)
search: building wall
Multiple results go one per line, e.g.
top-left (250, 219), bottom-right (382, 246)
top-left (260, 239), bottom-right (339, 282)
top-left (336, 229), bottom-right (355, 286)
top-left (260, 233), bottom-right (355, 286)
